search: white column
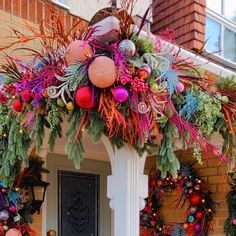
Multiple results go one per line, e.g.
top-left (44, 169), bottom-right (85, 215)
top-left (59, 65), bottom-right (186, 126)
top-left (102, 136), bottom-right (148, 236)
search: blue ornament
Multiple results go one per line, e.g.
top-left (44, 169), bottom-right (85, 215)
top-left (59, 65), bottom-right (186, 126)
top-left (188, 215), bottom-right (195, 223)
top-left (184, 188), bottom-right (188, 194)
top-left (118, 39), bottom-right (136, 58)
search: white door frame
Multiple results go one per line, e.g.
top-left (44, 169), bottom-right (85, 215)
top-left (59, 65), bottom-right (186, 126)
top-left (42, 153), bottom-right (111, 236)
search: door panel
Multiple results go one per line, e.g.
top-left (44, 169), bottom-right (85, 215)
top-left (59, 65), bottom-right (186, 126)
top-left (58, 171), bottom-right (99, 236)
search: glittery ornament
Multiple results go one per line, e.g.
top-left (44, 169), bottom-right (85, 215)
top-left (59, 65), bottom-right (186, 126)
top-left (196, 211), bottom-right (203, 219)
top-left (137, 66), bottom-right (151, 80)
top-left (194, 223), bottom-right (201, 231)
top-left (113, 87), bottom-right (129, 103)
top-left (150, 83), bottom-right (159, 93)
top-left (3, 225), bottom-right (9, 232)
top-left (119, 75), bottom-right (131, 85)
top-left (221, 95), bottom-right (229, 103)
top-left (75, 86), bottom-right (94, 109)
top-left (0, 210), bottom-right (9, 221)
top-left (175, 82), bottom-right (185, 93)
top-left (66, 102), bottom-right (75, 111)
top-left (183, 222), bottom-right (189, 229)
top-left (118, 39), bottom-right (136, 58)
top-left (189, 206), bottom-right (197, 214)
top-left (190, 193), bottom-right (202, 205)
top-left (9, 205), bottom-right (17, 213)
top-left (194, 184), bottom-right (201, 191)
top-left (12, 100), bottom-right (23, 112)
top-left (187, 215), bottom-right (195, 223)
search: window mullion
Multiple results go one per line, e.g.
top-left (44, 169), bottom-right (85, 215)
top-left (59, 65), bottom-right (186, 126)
top-left (221, 23), bottom-right (224, 57)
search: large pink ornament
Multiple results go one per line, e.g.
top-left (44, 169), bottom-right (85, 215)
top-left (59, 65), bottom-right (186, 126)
top-left (5, 229), bottom-right (22, 236)
top-left (88, 56), bottom-right (117, 88)
top-left (137, 66), bottom-right (151, 80)
top-left (113, 87), bottom-right (129, 103)
top-left (65, 40), bottom-right (93, 65)
top-left (118, 39), bottom-right (136, 58)
top-left (233, 217), bottom-right (236, 225)
top-left (175, 82), bottom-right (185, 93)
top-left (75, 86), bottom-right (94, 109)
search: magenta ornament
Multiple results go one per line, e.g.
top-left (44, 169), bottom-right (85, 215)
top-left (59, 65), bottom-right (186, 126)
top-left (233, 217), bottom-right (236, 225)
top-left (113, 87), bottom-right (129, 103)
top-left (194, 223), bottom-right (201, 231)
top-left (176, 82), bottom-right (185, 93)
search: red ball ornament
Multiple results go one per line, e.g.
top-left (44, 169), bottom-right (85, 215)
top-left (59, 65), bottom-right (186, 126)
top-left (75, 86), bottom-right (94, 109)
top-left (12, 99), bottom-right (23, 112)
top-left (175, 82), bottom-right (185, 93)
top-left (22, 90), bottom-right (32, 103)
top-left (196, 211), bottom-right (204, 219)
top-left (149, 178), bottom-right (157, 187)
top-left (190, 193), bottom-right (202, 205)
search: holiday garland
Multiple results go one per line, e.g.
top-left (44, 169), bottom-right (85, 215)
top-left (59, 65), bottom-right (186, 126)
top-left (140, 164), bottom-right (214, 236)
top-left (224, 173), bottom-right (236, 236)
top-left (0, 2), bottom-right (236, 186)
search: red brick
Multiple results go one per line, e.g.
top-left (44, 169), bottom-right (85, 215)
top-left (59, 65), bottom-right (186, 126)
top-left (13, 0), bottom-right (20, 16)
top-left (36, 1), bottom-right (43, 24)
top-left (29, 0), bottom-right (36, 22)
top-left (0, 0), bottom-right (3, 10)
top-left (21, 0), bottom-right (28, 19)
top-left (66, 14), bottom-right (72, 33)
top-left (5, 0), bottom-right (12, 13)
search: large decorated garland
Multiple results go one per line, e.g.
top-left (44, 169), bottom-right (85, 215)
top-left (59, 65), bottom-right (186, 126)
top-left (140, 164), bottom-right (214, 236)
top-left (0, 2), bottom-right (236, 186)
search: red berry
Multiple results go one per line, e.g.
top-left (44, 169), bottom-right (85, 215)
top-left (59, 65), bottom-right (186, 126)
top-left (12, 99), bottom-right (23, 112)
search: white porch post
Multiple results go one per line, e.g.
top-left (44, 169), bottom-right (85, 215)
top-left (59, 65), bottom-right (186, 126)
top-left (102, 136), bottom-right (148, 236)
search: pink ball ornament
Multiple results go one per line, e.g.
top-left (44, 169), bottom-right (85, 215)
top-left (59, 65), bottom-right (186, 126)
top-left (175, 82), bottom-right (185, 93)
top-left (88, 56), bottom-right (117, 88)
top-left (5, 229), bottom-right (22, 236)
top-left (75, 86), bottom-right (94, 109)
top-left (233, 217), bottom-right (236, 225)
top-left (118, 39), bottom-right (136, 58)
top-left (113, 87), bottom-right (129, 103)
top-left (12, 100), bottom-right (23, 112)
top-left (137, 66), bottom-right (151, 80)
top-left (65, 40), bottom-right (93, 65)
top-left (9, 205), bottom-right (16, 213)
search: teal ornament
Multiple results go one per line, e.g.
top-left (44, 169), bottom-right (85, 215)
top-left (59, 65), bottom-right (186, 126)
top-left (188, 215), bottom-right (195, 223)
top-left (118, 39), bottom-right (136, 58)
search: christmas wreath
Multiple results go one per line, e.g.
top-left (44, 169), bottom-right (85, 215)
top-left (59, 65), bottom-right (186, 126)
top-left (0, 1), bottom-right (236, 186)
top-left (140, 164), bottom-right (214, 236)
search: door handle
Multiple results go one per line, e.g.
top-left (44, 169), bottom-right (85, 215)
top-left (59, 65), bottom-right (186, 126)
top-left (47, 230), bottom-right (56, 236)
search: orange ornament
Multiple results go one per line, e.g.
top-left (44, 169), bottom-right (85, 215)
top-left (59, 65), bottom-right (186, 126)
top-left (88, 56), bottom-right (117, 88)
top-left (5, 229), bottom-right (22, 236)
top-left (65, 40), bottom-right (93, 65)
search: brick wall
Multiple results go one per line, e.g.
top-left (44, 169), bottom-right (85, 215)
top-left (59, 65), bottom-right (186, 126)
top-left (0, 1), bottom-right (86, 235)
top-left (145, 149), bottom-right (229, 236)
top-left (152, 0), bottom-right (206, 51)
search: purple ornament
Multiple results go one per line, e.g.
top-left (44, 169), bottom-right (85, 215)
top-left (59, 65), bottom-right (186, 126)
top-left (118, 40), bottom-right (136, 58)
top-left (113, 87), bottom-right (129, 103)
top-left (176, 82), bottom-right (185, 93)
top-left (189, 206), bottom-right (197, 214)
top-left (194, 223), bottom-right (201, 231)
top-left (233, 217), bottom-right (236, 225)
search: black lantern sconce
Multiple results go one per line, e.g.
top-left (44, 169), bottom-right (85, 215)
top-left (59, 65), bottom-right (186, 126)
top-left (30, 179), bottom-right (49, 214)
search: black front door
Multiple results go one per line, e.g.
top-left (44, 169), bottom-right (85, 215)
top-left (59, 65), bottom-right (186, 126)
top-left (58, 171), bottom-right (99, 236)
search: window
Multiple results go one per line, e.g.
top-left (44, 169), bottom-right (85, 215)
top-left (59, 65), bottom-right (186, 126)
top-left (206, 0), bottom-right (236, 63)
top-left (53, 0), bottom-right (70, 9)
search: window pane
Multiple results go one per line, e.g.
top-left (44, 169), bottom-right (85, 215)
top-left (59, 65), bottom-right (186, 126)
top-left (225, 0), bottom-right (236, 23)
top-left (206, 0), bottom-right (222, 14)
top-left (224, 27), bottom-right (236, 62)
top-left (205, 17), bottom-right (221, 53)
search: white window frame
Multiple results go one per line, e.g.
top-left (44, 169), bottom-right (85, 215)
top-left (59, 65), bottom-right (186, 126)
top-left (206, 2), bottom-right (236, 67)
top-left (52, 0), bottom-right (71, 10)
